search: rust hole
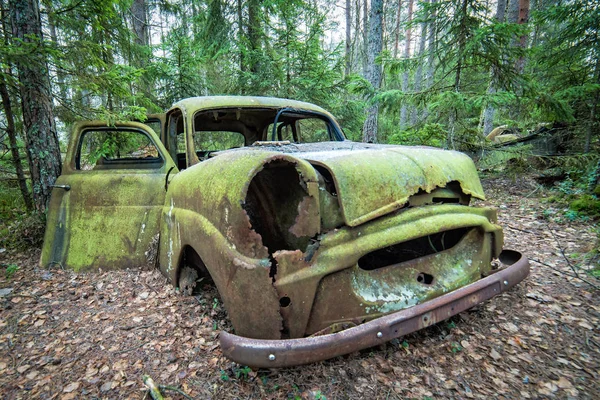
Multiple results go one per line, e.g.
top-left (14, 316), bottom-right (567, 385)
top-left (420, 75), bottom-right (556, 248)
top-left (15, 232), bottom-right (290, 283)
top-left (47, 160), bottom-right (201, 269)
top-left (358, 227), bottom-right (471, 271)
top-left (417, 272), bottom-right (434, 285)
top-left (244, 160), bottom-right (310, 253)
top-left (279, 296), bottom-right (291, 307)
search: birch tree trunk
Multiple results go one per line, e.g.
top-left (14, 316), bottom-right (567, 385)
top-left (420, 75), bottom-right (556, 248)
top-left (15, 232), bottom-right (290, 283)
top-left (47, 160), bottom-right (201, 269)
top-left (9, 0), bottom-right (61, 213)
top-left (362, 0), bottom-right (384, 143)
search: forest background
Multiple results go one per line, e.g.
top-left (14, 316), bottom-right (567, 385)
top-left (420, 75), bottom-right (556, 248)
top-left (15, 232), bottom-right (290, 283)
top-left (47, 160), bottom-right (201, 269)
top-left (0, 0), bottom-right (599, 249)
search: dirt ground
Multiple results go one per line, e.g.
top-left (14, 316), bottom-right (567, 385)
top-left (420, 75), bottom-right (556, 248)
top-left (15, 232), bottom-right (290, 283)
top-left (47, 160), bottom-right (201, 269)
top-left (0, 176), bottom-right (599, 399)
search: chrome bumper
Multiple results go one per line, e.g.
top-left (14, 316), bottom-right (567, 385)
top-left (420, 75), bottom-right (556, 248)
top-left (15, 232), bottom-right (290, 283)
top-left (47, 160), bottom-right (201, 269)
top-left (220, 250), bottom-right (529, 368)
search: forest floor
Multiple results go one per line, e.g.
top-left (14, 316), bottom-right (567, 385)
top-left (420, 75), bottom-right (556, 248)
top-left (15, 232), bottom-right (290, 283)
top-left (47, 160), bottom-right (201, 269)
top-left (0, 176), bottom-right (599, 400)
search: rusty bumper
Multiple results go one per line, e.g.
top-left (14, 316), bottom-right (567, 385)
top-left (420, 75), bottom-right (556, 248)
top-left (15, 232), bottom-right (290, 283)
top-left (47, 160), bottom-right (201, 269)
top-left (219, 250), bottom-right (529, 368)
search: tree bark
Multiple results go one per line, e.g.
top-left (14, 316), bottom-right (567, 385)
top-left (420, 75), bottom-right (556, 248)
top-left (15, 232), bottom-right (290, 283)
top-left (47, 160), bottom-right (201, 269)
top-left (515, 0), bottom-right (530, 75)
top-left (362, 0), bottom-right (384, 143)
top-left (399, 0), bottom-right (414, 129)
top-left (10, 0), bottom-right (62, 213)
top-left (131, 0), bottom-right (149, 47)
top-left (362, 0), bottom-right (368, 76)
top-left (411, 0), bottom-right (429, 125)
top-left (447, 0), bottom-right (468, 149)
top-left (248, 0), bottom-right (261, 74)
top-left (422, 0), bottom-right (437, 120)
top-left (345, 0), bottom-right (352, 76)
top-left (481, 0), bottom-right (507, 137)
top-left (585, 57), bottom-right (600, 153)
top-left (392, 0), bottom-right (402, 58)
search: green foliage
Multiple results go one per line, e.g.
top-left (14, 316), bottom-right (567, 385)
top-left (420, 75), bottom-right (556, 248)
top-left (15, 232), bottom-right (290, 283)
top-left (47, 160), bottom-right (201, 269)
top-left (0, 211), bottom-right (45, 251)
top-left (388, 123), bottom-right (446, 147)
top-left (4, 264), bottom-right (19, 279)
top-left (450, 341), bottom-right (463, 353)
top-left (570, 195), bottom-right (600, 218)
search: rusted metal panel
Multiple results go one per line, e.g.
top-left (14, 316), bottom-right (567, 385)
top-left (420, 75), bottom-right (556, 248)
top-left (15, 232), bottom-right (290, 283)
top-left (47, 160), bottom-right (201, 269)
top-left (41, 98), bottom-right (529, 363)
top-left (40, 121), bottom-right (177, 271)
top-left (220, 250), bottom-right (529, 368)
top-left (301, 147), bottom-right (485, 227)
top-left (272, 205), bottom-right (502, 339)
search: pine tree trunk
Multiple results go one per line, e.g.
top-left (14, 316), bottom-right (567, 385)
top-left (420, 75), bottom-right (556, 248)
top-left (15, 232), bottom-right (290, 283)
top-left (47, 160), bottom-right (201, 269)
top-left (10, 0), bottom-right (61, 213)
top-left (447, 0), bottom-right (468, 149)
top-left (393, 0), bottom-right (402, 58)
top-left (481, 0), bottom-right (507, 137)
top-left (362, 0), bottom-right (384, 143)
top-left (248, 0), bottom-right (261, 74)
top-left (345, 0), bottom-right (352, 76)
top-left (362, 0), bottom-right (368, 76)
top-left (411, 0), bottom-right (429, 125)
top-left (585, 58), bottom-right (600, 153)
top-left (131, 0), bottom-right (149, 47)
top-left (423, 0), bottom-right (437, 120)
top-left (399, 0), bottom-right (414, 129)
top-left (515, 0), bottom-right (530, 74)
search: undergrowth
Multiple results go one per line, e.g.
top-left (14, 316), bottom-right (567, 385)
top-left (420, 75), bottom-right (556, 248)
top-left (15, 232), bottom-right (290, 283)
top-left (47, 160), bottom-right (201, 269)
top-left (0, 182), bottom-right (44, 251)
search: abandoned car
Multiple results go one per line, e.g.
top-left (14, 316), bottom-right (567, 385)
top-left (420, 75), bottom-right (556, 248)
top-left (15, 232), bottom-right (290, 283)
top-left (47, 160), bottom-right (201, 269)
top-left (41, 96), bottom-right (529, 367)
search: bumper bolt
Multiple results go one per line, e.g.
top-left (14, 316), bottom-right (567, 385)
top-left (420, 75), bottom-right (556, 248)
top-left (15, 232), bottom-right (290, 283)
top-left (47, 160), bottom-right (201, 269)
top-left (268, 354), bottom-right (276, 361)
top-left (376, 332), bottom-right (383, 338)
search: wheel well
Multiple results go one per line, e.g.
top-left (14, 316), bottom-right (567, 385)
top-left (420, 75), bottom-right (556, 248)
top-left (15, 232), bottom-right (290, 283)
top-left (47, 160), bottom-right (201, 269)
top-left (176, 245), bottom-right (214, 289)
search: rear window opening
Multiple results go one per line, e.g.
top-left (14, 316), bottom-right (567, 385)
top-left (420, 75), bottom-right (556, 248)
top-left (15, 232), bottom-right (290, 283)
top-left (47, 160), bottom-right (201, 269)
top-left (358, 227), bottom-right (472, 271)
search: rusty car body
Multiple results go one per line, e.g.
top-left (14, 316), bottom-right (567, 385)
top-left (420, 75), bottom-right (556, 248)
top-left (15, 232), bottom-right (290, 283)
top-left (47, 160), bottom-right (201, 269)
top-left (41, 96), bottom-right (529, 367)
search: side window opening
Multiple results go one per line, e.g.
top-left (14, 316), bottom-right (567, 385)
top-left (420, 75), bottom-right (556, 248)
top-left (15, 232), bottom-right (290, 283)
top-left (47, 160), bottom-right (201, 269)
top-left (77, 128), bottom-right (163, 170)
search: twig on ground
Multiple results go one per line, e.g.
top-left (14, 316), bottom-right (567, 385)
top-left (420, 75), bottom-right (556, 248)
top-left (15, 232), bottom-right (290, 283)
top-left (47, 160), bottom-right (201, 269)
top-left (531, 258), bottom-right (600, 290)
top-left (549, 228), bottom-right (581, 278)
top-left (115, 343), bottom-right (145, 355)
top-left (159, 385), bottom-right (195, 400)
top-left (119, 324), bottom-right (153, 331)
top-left (525, 185), bottom-right (542, 198)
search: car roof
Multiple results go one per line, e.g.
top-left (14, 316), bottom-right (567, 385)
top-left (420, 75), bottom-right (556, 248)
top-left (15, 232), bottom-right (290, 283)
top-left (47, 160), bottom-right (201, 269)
top-left (169, 96), bottom-right (332, 116)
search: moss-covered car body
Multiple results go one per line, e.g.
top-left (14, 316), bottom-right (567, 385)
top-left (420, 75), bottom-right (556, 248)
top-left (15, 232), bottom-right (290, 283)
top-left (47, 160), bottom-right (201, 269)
top-left (41, 96), bottom-right (529, 366)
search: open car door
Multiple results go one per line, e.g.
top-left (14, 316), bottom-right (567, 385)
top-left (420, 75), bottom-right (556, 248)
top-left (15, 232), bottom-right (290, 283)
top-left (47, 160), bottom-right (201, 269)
top-left (40, 121), bottom-right (178, 271)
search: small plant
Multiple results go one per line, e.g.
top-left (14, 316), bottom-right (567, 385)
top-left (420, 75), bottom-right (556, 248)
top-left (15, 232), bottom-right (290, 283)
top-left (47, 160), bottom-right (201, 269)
top-left (5, 264), bottom-right (19, 279)
top-left (219, 369), bottom-right (229, 381)
top-left (447, 320), bottom-right (457, 329)
top-left (314, 391), bottom-right (327, 400)
top-left (450, 342), bottom-right (463, 353)
top-left (234, 365), bottom-right (252, 381)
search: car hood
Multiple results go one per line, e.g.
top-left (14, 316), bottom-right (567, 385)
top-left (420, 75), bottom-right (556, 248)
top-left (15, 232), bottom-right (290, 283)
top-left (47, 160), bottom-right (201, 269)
top-left (217, 142), bottom-right (485, 227)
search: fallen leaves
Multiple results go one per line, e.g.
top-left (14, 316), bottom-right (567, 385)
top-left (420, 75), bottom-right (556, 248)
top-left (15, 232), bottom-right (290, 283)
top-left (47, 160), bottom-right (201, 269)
top-left (0, 176), bottom-right (598, 399)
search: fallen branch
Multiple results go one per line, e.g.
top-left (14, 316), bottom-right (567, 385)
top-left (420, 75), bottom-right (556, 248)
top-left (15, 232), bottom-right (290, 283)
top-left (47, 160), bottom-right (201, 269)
top-left (530, 258), bottom-right (599, 290)
top-left (143, 375), bottom-right (164, 400)
top-left (159, 385), bottom-right (195, 400)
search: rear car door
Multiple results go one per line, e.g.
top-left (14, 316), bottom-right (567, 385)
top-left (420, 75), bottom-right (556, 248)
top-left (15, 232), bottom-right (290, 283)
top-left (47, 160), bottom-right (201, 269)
top-left (41, 121), bottom-right (178, 271)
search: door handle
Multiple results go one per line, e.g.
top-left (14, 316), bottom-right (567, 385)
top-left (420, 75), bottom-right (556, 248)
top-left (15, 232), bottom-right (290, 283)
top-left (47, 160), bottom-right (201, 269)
top-left (51, 184), bottom-right (71, 191)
